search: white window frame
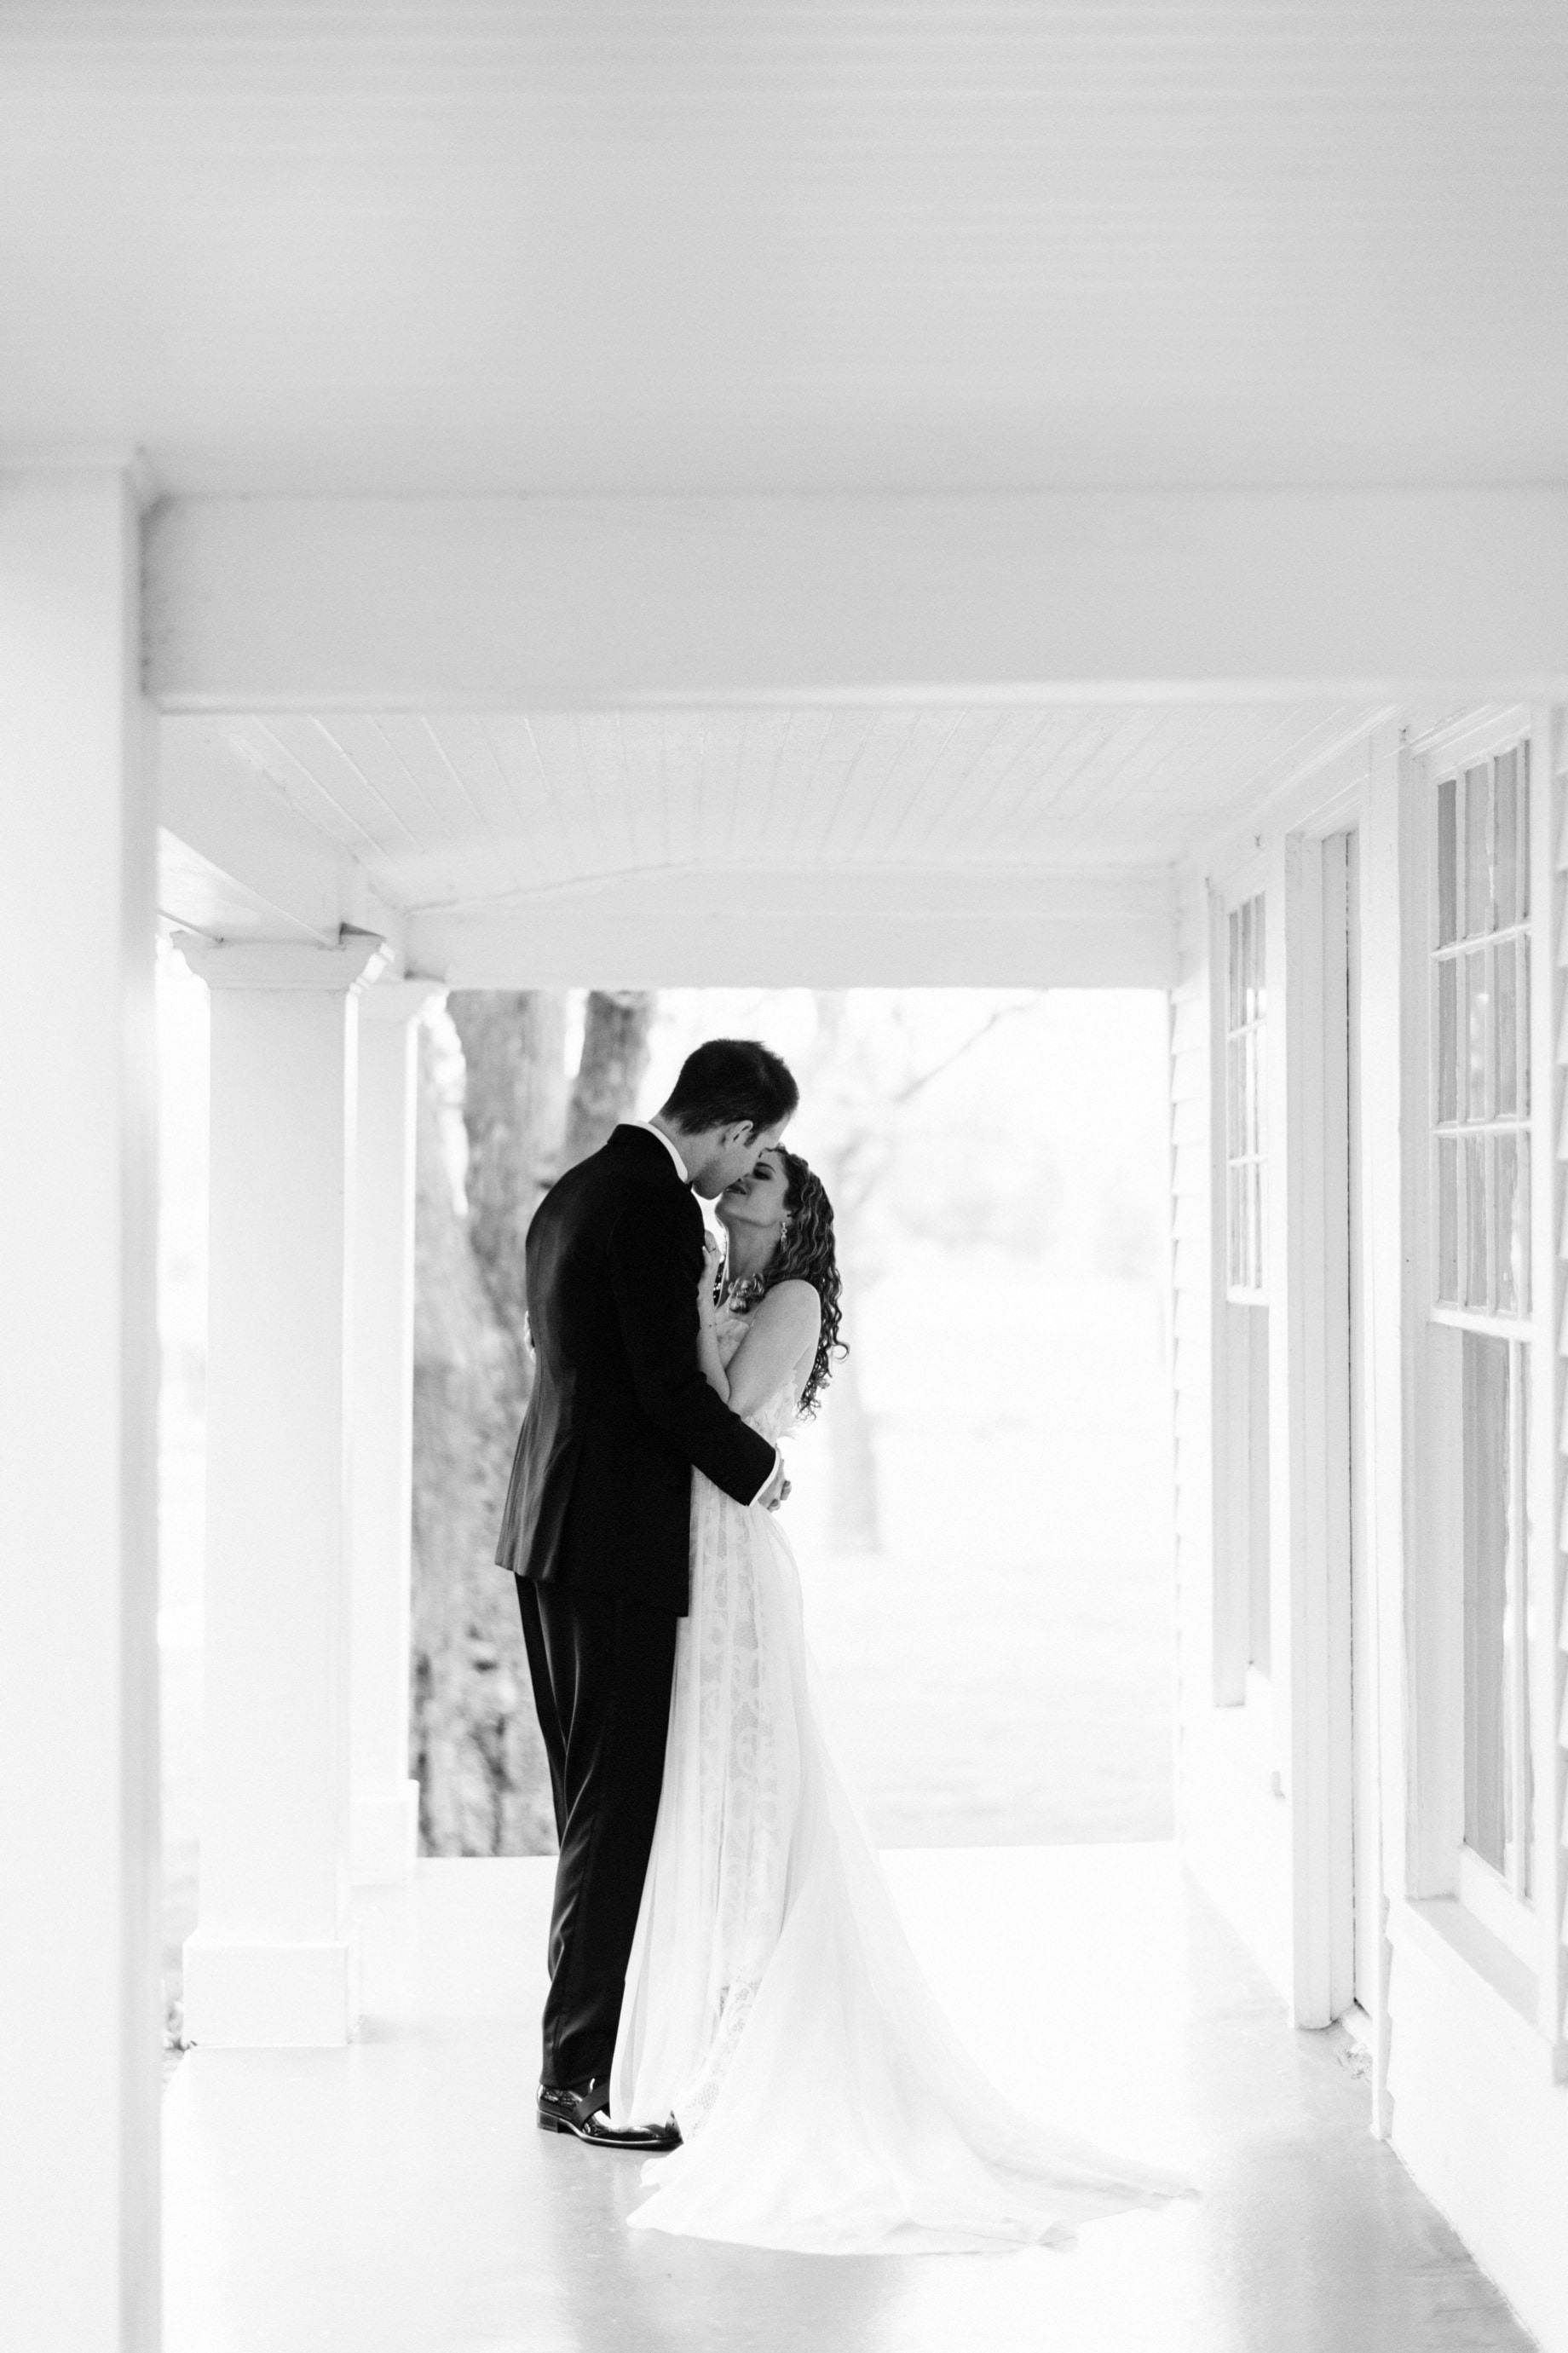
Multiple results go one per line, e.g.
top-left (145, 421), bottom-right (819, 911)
top-left (1210, 861), bottom-right (1275, 1722)
top-left (1224, 886), bottom-right (1269, 1306)
top-left (1414, 707), bottom-right (1543, 1977)
top-left (1429, 742), bottom-right (1531, 1332)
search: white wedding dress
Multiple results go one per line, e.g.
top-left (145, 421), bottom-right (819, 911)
top-left (608, 1303), bottom-right (1195, 2254)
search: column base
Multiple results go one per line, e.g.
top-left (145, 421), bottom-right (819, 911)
top-left (351, 1781), bottom-right (421, 1886)
top-left (182, 1927), bottom-right (361, 2048)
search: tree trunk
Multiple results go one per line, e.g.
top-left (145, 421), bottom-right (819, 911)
top-left (447, 989), bottom-right (568, 1369)
top-left (564, 989), bottom-right (655, 1168)
top-left (409, 987), bottom-right (660, 1856)
top-left (410, 987), bottom-right (659, 1854)
top-left (409, 1021), bottom-right (556, 1857)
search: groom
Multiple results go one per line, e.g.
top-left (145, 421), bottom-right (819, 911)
top-left (496, 1037), bottom-right (798, 2149)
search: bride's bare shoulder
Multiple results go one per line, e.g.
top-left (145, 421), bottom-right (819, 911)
top-left (757, 1279), bottom-right (821, 1334)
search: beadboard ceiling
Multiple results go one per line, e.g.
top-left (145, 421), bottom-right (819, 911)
top-left (174, 701), bottom-right (1381, 918)
top-left (3, 3), bottom-right (1565, 492)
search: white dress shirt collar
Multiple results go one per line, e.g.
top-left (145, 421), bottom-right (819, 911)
top-left (633, 1119), bottom-right (693, 1185)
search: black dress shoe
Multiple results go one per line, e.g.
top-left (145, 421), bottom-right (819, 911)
top-left (536, 2079), bottom-right (682, 2151)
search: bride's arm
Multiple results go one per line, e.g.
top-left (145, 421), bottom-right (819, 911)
top-left (723, 1281), bottom-right (821, 1418)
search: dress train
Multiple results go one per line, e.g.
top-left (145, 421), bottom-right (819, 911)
top-left (608, 1341), bottom-right (1196, 2254)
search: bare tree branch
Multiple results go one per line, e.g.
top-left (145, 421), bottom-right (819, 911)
top-left (889, 1000), bottom-right (1032, 1108)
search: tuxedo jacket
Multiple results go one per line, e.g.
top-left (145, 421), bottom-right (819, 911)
top-left (494, 1124), bottom-right (778, 1616)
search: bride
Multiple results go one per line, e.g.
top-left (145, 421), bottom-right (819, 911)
top-left (608, 1144), bottom-right (1196, 2254)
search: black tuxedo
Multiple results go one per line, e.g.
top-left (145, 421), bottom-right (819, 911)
top-left (496, 1124), bottom-right (778, 2091)
top-left (496, 1123), bottom-right (776, 1611)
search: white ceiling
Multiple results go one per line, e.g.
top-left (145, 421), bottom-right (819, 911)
top-left (183, 701), bottom-right (1382, 917)
top-left (4, 3), bottom-right (1565, 494)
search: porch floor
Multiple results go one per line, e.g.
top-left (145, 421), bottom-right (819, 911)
top-left (162, 1847), bottom-right (1535, 2353)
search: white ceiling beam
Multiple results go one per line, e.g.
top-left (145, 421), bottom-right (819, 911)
top-left (406, 863), bottom-right (1175, 989)
top-left (146, 492), bottom-right (1568, 713)
top-left (157, 830), bottom-right (331, 948)
top-left (158, 719), bottom-right (402, 949)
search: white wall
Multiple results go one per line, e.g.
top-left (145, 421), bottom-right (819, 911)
top-left (1376, 707), bottom-right (1568, 2353)
top-left (1173, 705), bottom-right (1568, 2353)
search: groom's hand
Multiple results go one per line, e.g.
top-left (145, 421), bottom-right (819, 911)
top-left (758, 1454), bottom-right (790, 1513)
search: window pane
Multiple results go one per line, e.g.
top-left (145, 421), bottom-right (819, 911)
top-left (1243, 1302), bottom-right (1271, 1675)
top-left (1226, 1035), bottom-right (1242, 1158)
top-left (1494, 938), bottom-right (1518, 1116)
top-left (1465, 764), bottom-right (1491, 935)
top-left (1438, 773), bottom-right (1458, 944)
top-left (1242, 894), bottom-right (1261, 1016)
top-left (1518, 743), bottom-right (1531, 921)
top-left (1462, 1334), bottom-right (1511, 1873)
top-left (1240, 898), bottom-right (1254, 1024)
top-left (1255, 1162), bottom-right (1267, 1286)
top-left (1437, 956), bottom-right (1457, 1122)
top-left (1247, 1166), bottom-right (1260, 1289)
top-left (1229, 908), bottom-right (1242, 1029)
top-left (1226, 1167), bottom-right (1241, 1287)
top-left (1495, 1137), bottom-right (1520, 1316)
top-left (1513, 1136), bottom-right (1530, 1316)
top-left (1493, 748), bottom-right (1519, 928)
top-left (1254, 1025), bottom-right (1267, 1158)
top-left (1465, 948), bottom-right (1490, 1122)
top-left (1248, 1026), bottom-right (1262, 1154)
top-left (1437, 1137), bottom-right (1460, 1305)
top-left (1518, 939), bottom-right (1531, 1118)
top-left (1465, 1132), bottom-right (1489, 1308)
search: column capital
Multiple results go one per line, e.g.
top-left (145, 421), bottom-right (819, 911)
top-left (358, 976), bottom-right (447, 1025)
top-left (173, 929), bottom-right (389, 993)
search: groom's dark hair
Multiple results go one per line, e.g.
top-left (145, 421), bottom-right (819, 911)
top-left (660, 1039), bottom-right (798, 1137)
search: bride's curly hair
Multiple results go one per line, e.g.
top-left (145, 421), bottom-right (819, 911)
top-left (730, 1147), bottom-right (847, 1417)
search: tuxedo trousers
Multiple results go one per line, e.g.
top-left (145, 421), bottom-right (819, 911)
top-left (514, 1577), bottom-right (679, 2091)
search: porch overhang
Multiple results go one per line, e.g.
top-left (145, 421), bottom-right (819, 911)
top-left (401, 862), bottom-right (1178, 989)
top-left (146, 490), bottom-right (1568, 712)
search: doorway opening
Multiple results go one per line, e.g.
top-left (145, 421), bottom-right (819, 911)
top-left (154, 970), bottom-right (1180, 2051)
top-left (413, 983), bottom-right (1176, 1859)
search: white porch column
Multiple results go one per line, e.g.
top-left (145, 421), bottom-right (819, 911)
top-left (350, 980), bottom-right (443, 1883)
top-left (178, 932), bottom-right (384, 2044)
top-left (0, 469), bottom-right (160, 2350)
